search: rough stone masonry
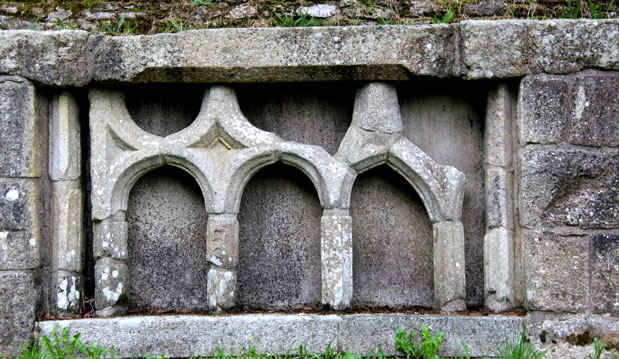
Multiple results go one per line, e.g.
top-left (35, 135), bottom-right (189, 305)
top-left (1, 20), bottom-right (618, 358)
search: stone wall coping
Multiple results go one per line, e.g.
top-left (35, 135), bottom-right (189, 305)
top-left (0, 20), bottom-right (617, 86)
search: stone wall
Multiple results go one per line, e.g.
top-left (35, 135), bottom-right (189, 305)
top-left (0, 20), bottom-right (618, 357)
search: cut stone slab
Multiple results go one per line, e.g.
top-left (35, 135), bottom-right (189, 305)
top-left (0, 270), bottom-right (37, 358)
top-left (460, 20), bottom-right (619, 79)
top-left (485, 166), bottom-right (513, 230)
top-left (0, 30), bottom-right (90, 86)
top-left (0, 22), bottom-right (618, 86)
top-left (523, 230), bottom-right (589, 313)
top-left (484, 227), bottom-right (515, 312)
top-left (519, 147), bottom-right (618, 229)
top-left (519, 71), bottom-right (619, 146)
top-left (590, 233), bottom-right (618, 314)
top-left (49, 91), bottom-right (81, 181)
top-left (0, 76), bottom-right (39, 177)
top-left (51, 180), bottom-right (83, 272)
top-left (350, 166), bottom-right (433, 308)
top-left (339, 314), bottom-right (524, 356)
top-left (37, 315), bottom-right (341, 357)
top-left (0, 230), bottom-right (38, 270)
top-left (36, 314), bottom-right (524, 358)
top-left (0, 178), bottom-right (39, 231)
top-left (51, 270), bottom-right (83, 316)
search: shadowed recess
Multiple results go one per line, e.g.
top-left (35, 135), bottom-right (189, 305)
top-left (125, 85), bottom-right (203, 137)
top-left (351, 165), bottom-right (434, 308)
top-left (399, 81), bottom-right (486, 307)
top-left (238, 163), bottom-right (322, 309)
top-left (237, 83), bottom-right (354, 155)
top-left (127, 166), bottom-right (208, 312)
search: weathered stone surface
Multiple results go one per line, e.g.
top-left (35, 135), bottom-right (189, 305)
top-left (37, 314), bottom-right (524, 358)
top-left (207, 266), bottom-right (237, 311)
top-left (519, 147), bottom-right (618, 229)
top-left (0, 22), bottom-right (618, 86)
top-left (350, 166), bottom-right (433, 308)
top-left (352, 82), bottom-right (402, 134)
top-left (531, 21), bottom-right (619, 75)
top-left (51, 180), bottom-right (83, 272)
top-left (49, 92), bottom-right (81, 181)
top-left (321, 209), bottom-right (352, 309)
top-left (0, 270), bottom-right (37, 357)
top-left (523, 230), bottom-right (589, 312)
top-left (567, 72), bottom-right (619, 146)
top-left (399, 81), bottom-right (485, 305)
top-left (238, 163), bottom-right (322, 309)
top-left (239, 83), bottom-right (353, 156)
top-left (0, 76), bottom-right (39, 177)
top-left (519, 72), bottom-right (619, 146)
top-left (51, 270), bottom-right (82, 316)
top-left (127, 167), bottom-right (208, 311)
top-left (93, 220), bottom-right (127, 260)
top-left (433, 221), bottom-right (466, 311)
top-left (207, 214), bottom-right (239, 268)
top-left (591, 233), bottom-right (618, 314)
top-left (485, 83), bottom-right (514, 168)
top-left (37, 315), bottom-right (341, 357)
top-left (338, 314), bottom-right (524, 357)
top-left (484, 227), bottom-right (515, 312)
top-left (526, 312), bottom-right (619, 349)
top-left (518, 75), bottom-right (569, 145)
top-left (0, 230), bottom-right (38, 270)
top-left (486, 167), bottom-right (513, 230)
top-left (0, 31), bottom-right (90, 86)
top-left (461, 20), bottom-right (619, 79)
top-left (460, 20), bottom-right (530, 78)
top-left (90, 25), bottom-right (457, 83)
top-left (95, 257), bottom-right (128, 312)
top-left (0, 178), bottom-right (39, 231)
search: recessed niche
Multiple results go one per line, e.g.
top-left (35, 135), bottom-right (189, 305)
top-left (237, 83), bottom-right (354, 155)
top-left (399, 81), bottom-right (486, 306)
top-left (125, 86), bottom-right (203, 137)
top-left (126, 166), bottom-right (208, 311)
top-left (238, 163), bottom-right (322, 309)
top-left (351, 165), bottom-right (434, 308)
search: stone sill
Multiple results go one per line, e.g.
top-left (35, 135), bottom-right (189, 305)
top-left (37, 313), bottom-right (524, 358)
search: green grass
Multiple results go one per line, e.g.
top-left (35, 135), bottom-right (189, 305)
top-left (5, 326), bottom-right (617, 359)
top-left (272, 12), bottom-right (322, 27)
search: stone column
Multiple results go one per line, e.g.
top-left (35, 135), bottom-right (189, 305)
top-left (49, 92), bottom-right (84, 317)
top-left (320, 208), bottom-right (352, 310)
top-left (206, 213), bottom-right (239, 312)
top-left (94, 216), bottom-right (129, 317)
top-left (0, 76), bottom-right (40, 356)
top-left (433, 221), bottom-right (466, 312)
top-left (483, 84), bottom-right (516, 312)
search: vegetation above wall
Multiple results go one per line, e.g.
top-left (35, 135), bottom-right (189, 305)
top-left (0, 0), bottom-right (616, 34)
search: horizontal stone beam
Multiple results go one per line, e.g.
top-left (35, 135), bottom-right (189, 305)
top-left (37, 314), bottom-right (524, 357)
top-left (1, 20), bottom-right (616, 86)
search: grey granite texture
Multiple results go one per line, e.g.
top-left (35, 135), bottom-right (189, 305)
top-left (519, 147), bottom-right (618, 229)
top-left (0, 76), bottom-right (38, 177)
top-left (0, 21), bottom-right (617, 86)
top-left (126, 166), bottom-right (209, 312)
top-left (519, 71), bottom-right (618, 146)
top-left (36, 314), bottom-right (525, 357)
top-left (0, 271), bottom-right (37, 357)
top-left (238, 163), bottom-right (322, 309)
top-left (350, 165), bottom-right (434, 308)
